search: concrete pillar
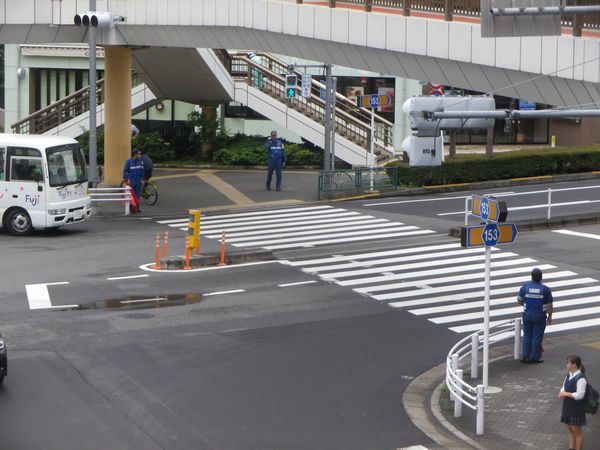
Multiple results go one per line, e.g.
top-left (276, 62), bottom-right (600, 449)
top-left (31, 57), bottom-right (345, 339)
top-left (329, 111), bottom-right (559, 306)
top-left (103, 46), bottom-right (132, 185)
top-left (201, 106), bottom-right (218, 159)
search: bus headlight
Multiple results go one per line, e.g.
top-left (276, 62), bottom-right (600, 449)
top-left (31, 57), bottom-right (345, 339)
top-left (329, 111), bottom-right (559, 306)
top-left (49, 209), bottom-right (67, 215)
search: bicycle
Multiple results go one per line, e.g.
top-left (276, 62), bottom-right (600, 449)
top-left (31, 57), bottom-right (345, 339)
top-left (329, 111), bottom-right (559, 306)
top-left (120, 179), bottom-right (158, 206)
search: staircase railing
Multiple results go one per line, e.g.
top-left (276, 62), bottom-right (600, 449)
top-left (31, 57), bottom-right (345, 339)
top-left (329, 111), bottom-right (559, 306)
top-left (230, 52), bottom-right (396, 163)
top-left (11, 74), bottom-right (145, 135)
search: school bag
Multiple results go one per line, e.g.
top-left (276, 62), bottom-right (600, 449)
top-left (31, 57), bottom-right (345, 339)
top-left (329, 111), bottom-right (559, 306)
top-left (584, 381), bottom-right (599, 414)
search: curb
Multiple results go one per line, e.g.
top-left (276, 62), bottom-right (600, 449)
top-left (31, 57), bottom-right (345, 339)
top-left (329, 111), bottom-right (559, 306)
top-left (159, 249), bottom-right (274, 270)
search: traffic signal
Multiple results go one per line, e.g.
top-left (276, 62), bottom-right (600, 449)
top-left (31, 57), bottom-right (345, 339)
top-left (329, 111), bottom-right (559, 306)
top-left (74, 11), bottom-right (126, 28)
top-left (285, 74), bottom-right (297, 99)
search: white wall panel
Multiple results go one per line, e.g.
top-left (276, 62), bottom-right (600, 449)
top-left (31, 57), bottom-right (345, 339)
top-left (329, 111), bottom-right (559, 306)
top-left (470, 31), bottom-right (494, 66)
top-left (267, 1), bottom-right (282, 33)
top-left (495, 37), bottom-right (519, 71)
top-left (227, 0), bottom-right (238, 27)
top-left (178, 0), bottom-right (191, 26)
top-left (35, 0), bottom-right (52, 23)
top-left (573, 38), bottom-right (585, 81)
top-left (426, 20), bottom-right (448, 59)
top-left (556, 36), bottom-right (574, 78)
top-left (348, 10), bottom-right (366, 46)
top-left (314, 7), bottom-right (330, 41)
top-left (216, 0), bottom-right (230, 26)
top-left (190, 0), bottom-right (203, 25)
top-left (405, 18), bottom-right (427, 56)
top-left (297, 6), bottom-right (314, 38)
top-left (252, 0), bottom-right (267, 31)
top-left (281, 3), bottom-right (298, 36)
top-left (204, 0), bottom-right (217, 26)
top-left (520, 37), bottom-right (541, 74)
top-left (385, 15), bottom-right (405, 53)
top-left (330, 9), bottom-right (348, 44)
top-left (7, 0), bottom-right (34, 23)
top-left (583, 39), bottom-right (600, 83)
top-left (145, 0), bottom-right (157, 25)
top-left (367, 13), bottom-right (386, 49)
top-left (167, 0), bottom-right (179, 25)
top-left (447, 23), bottom-right (471, 63)
top-left (541, 36), bottom-right (557, 75)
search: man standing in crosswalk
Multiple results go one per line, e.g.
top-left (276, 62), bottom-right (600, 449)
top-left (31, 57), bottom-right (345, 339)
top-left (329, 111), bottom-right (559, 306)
top-left (517, 268), bottom-right (553, 364)
top-left (264, 130), bottom-right (287, 191)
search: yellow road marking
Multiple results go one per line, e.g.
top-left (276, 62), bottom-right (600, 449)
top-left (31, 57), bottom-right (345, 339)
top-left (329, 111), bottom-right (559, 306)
top-left (196, 170), bottom-right (255, 205)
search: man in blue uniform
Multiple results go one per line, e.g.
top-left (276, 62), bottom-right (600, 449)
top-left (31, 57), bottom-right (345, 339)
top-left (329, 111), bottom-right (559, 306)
top-left (264, 131), bottom-right (287, 191)
top-left (517, 268), bottom-right (553, 363)
top-left (123, 149), bottom-right (145, 213)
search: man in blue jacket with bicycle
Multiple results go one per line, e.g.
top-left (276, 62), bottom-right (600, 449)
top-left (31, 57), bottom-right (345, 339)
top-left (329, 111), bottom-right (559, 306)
top-left (264, 131), bottom-right (287, 191)
top-left (123, 149), bottom-right (145, 213)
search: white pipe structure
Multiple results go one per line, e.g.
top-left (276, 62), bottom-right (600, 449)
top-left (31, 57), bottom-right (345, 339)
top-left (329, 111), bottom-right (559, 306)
top-left (445, 318), bottom-right (521, 435)
top-left (89, 186), bottom-right (132, 215)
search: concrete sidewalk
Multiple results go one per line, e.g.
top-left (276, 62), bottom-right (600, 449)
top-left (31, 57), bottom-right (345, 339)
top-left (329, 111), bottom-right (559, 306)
top-left (407, 330), bottom-right (600, 450)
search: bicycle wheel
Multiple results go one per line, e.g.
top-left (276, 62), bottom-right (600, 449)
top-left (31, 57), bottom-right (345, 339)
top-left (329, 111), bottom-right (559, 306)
top-left (142, 181), bottom-right (158, 205)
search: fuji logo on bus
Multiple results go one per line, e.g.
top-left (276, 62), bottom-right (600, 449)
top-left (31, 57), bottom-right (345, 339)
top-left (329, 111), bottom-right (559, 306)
top-left (25, 194), bottom-right (40, 206)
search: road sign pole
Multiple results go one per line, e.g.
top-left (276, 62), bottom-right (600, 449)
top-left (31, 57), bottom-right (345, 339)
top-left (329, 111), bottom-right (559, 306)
top-left (483, 245), bottom-right (491, 389)
top-left (370, 107), bottom-right (375, 191)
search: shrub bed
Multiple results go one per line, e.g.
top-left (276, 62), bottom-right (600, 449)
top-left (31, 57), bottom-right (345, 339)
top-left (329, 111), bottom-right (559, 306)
top-left (386, 146), bottom-right (600, 187)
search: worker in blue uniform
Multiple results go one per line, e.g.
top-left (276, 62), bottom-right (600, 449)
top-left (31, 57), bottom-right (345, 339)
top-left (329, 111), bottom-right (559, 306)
top-left (123, 149), bottom-right (145, 213)
top-left (517, 268), bottom-right (553, 363)
top-left (264, 130), bottom-right (287, 191)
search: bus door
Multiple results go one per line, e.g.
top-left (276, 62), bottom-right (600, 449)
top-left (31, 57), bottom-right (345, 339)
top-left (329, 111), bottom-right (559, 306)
top-left (0, 147), bottom-right (6, 211)
top-left (8, 149), bottom-right (46, 225)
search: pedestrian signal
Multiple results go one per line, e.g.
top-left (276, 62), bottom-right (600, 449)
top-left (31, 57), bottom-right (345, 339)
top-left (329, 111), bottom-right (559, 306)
top-left (285, 74), bottom-right (297, 99)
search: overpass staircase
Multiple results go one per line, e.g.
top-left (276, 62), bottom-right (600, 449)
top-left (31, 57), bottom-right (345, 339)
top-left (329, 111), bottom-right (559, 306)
top-left (11, 50), bottom-right (397, 166)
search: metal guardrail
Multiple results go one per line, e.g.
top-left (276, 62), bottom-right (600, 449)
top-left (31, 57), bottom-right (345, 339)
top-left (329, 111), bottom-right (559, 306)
top-left (446, 317), bottom-right (521, 435)
top-left (11, 74), bottom-right (144, 135)
top-left (230, 52), bottom-right (396, 163)
top-left (462, 185), bottom-right (600, 226)
top-left (89, 186), bottom-right (132, 215)
top-left (317, 167), bottom-right (398, 199)
top-left (306, 0), bottom-right (600, 33)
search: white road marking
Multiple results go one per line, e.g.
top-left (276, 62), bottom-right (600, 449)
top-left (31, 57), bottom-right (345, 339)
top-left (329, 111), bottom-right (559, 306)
top-left (120, 297), bottom-right (166, 304)
top-left (278, 281), bottom-right (318, 287)
top-left (139, 260), bottom-right (280, 272)
top-left (106, 274), bottom-right (150, 281)
top-left (553, 229), bottom-right (600, 241)
top-left (437, 200), bottom-right (599, 216)
top-left (204, 289), bottom-right (246, 296)
top-left (25, 281), bottom-right (77, 310)
top-left (157, 205), bottom-right (335, 224)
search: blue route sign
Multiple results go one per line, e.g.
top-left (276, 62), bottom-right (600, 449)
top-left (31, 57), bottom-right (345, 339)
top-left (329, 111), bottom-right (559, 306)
top-left (369, 95), bottom-right (380, 108)
top-left (482, 223), bottom-right (500, 246)
top-left (471, 195), bottom-right (508, 223)
top-left (480, 197), bottom-right (490, 221)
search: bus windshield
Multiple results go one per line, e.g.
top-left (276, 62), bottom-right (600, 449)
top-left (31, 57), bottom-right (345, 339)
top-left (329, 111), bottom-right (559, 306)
top-left (46, 144), bottom-right (87, 187)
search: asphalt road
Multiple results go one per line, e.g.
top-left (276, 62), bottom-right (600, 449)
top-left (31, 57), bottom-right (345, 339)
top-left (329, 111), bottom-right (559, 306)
top-left (2, 174), bottom-right (600, 449)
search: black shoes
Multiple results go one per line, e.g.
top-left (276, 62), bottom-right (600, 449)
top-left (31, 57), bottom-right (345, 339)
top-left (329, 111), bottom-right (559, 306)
top-left (520, 358), bottom-right (544, 364)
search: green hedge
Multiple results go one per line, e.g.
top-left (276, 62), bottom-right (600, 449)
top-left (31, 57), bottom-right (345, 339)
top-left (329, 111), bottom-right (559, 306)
top-left (386, 146), bottom-right (600, 187)
top-left (213, 135), bottom-right (323, 166)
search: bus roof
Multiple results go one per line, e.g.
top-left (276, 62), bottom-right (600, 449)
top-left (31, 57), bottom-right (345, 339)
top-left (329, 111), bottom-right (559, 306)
top-left (0, 133), bottom-right (78, 149)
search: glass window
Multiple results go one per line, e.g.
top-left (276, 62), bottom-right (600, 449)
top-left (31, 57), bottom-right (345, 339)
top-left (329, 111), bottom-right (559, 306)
top-left (46, 144), bottom-right (87, 187)
top-left (0, 148), bottom-right (5, 181)
top-left (10, 157), bottom-right (43, 182)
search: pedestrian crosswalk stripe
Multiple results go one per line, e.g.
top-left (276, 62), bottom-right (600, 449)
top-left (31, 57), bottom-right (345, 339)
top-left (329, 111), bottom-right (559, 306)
top-left (288, 243), bottom-right (600, 335)
top-left (389, 277), bottom-right (596, 309)
top-left (156, 206), bottom-right (436, 250)
top-left (220, 221), bottom-right (412, 243)
top-left (410, 286), bottom-right (600, 316)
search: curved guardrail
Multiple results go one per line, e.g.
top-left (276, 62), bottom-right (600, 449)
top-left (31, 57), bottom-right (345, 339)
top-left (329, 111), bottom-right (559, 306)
top-left (445, 317), bottom-right (521, 435)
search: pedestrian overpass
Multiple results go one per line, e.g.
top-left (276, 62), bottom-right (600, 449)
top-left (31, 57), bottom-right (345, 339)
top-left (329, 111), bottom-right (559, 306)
top-left (1, 0), bottom-right (599, 181)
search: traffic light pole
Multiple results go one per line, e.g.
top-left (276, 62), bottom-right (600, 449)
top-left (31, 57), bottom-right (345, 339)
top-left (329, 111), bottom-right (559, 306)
top-left (88, 0), bottom-right (98, 187)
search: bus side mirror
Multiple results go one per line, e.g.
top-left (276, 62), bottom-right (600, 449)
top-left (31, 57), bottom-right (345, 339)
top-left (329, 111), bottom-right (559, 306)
top-left (34, 173), bottom-right (43, 183)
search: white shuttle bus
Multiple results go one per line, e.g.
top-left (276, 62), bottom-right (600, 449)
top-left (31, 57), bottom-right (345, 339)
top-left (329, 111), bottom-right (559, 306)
top-left (0, 134), bottom-right (91, 235)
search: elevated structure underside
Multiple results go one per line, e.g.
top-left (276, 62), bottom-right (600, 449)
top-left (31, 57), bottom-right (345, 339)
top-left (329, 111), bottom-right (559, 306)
top-left (0, 0), bottom-right (598, 108)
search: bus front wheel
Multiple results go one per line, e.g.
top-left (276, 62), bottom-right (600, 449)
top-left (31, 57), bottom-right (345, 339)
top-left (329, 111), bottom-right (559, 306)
top-left (5, 209), bottom-right (34, 236)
